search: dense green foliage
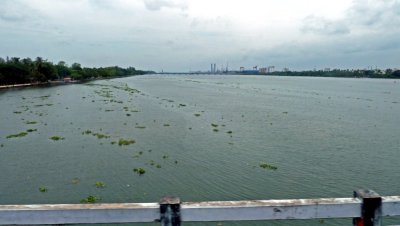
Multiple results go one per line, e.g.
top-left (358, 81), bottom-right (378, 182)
top-left (0, 56), bottom-right (154, 85)
top-left (273, 69), bottom-right (400, 78)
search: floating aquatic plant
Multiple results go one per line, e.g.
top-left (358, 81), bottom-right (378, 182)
top-left (26, 129), bottom-right (37, 133)
top-left (213, 129), bottom-right (219, 132)
top-left (211, 123), bottom-right (218, 127)
top-left (6, 132), bottom-right (28, 139)
top-left (194, 113), bottom-right (201, 117)
top-left (25, 121), bottom-right (37, 124)
top-left (118, 139), bottom-right (135, 146)
top-left (133, 168), bottom-right (146, 175)
top-left (80, 195), bottom-right (101, 203)
top-left (163, 124), bottom-right (170, 127)
top-left (135, 126), bottom-right (146, 129)
top-left (71, 178), bottom-right (80, 184)
top-left (93, 133), bottom-right (110, 139)
top-left (39, 186), bottom-right (48, 193)
top-left (49, 136), bottom-right (65, 141)
top-left (259, 163), bottom-right (278, 170)
top-left (179, 104), bottom-right (186, 107)
top-left (95, 181), bottom-right (105, 188)
top-left (226, 131), bottom-right (233, 134)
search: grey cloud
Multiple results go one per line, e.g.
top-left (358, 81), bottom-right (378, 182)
top-left (0, 0), bottom-right (27, 22)
top-left (301, 16), bottom-right (350, 35)
top-left (301, 0), bottom-right (400, 36)
top-left (348, 0), bottom-right (400, 28)
top-left (143, 0), bottom-right (187, 11)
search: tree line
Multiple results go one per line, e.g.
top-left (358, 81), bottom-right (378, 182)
top-left (0, 57), bottom-right (154, 85)
top-left (273, 68), bottom-right (400, 78)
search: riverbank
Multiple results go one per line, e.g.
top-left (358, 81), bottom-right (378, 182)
top-left (0, 82), bottom-right (48, 89)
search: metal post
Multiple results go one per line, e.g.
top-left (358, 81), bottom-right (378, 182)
top-left (160, 196), bottom-right (181, 226)
top-left (353, 189), bottom-right (382, 226)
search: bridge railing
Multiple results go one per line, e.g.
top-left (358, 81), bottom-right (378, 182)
top-left (0, 190), bottom-right (399, 226)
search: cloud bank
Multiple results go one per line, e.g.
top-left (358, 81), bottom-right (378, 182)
top-left (0, 0), bottom-right (399, 71)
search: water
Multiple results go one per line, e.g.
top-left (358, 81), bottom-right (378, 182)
top-left (0, 75), bottom-right (399, 225)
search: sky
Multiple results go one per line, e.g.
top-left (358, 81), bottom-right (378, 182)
top-left (0, 0), bottom-right (399, 72)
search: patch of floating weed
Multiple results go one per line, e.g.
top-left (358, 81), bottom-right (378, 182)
top-left (26, 129), bottom-right (37, 133)
top-left (6, 132), bottom-right (28, 139)
top-left (226, 131), bottom-right (233, 134)
top-left (213, 129), bottom-right (219, 132)
top-left (71, 178), bottom-right (80, 184)
top-left (156, 164), bottom-right (161, 168)
top-left (95, 181), bottom-right (106, 188)
top-left (174, 160), bottom-right (178, 164)
top-left (259, 163), bottom-right (278, 170)
top-left (110, 141), bottom-right (117, 145)
top-left (26, 121), bottom-right (37, 124)
top-left (118, 139), bottom-right (135, 146)
top-left (163, 124), bottom-right (170, 127)
top-left (135, 126), bottom-right (146, 129)
top-left (194, 113), bottom-right (201, 117)
top-left (13, 111), bottom-right (22, 114)
top-left (93, 133), bottom-right (110, 139)
top-left (105, 109), bottom-right (114, 112)
top-left (126, 114), bottom-right (131, 116)
top-left (82, 130), bottom-right (92, 135)
top-left (80, 195), bottom-right (101, 203)
top-left (49, 136), bottom-right (65, 141)
top-left (133, 168), bottom-right (146, 175)
top-left (39, 186), bottom-right (48, 192)
top-left (0, 144), bottom-right (3, 148)
top-left (162, 155), bottom-right (169, 159)
top-left (179, 104), bottom-right (186, 107)
top-left (211, 123), bottom-right (218, 127)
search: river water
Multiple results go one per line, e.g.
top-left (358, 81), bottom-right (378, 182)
top-left (0, 75), bottom-right (399, 225)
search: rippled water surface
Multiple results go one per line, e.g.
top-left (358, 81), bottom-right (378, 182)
top-left (0, 75), bottom-right (399, 225)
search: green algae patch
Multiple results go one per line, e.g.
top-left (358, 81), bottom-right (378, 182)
top-left (118, 138), bottom-right (136, 146)
top-left (80, 195), bottom-right (101, 203)
top-left (133, 168), bottom-right (146, 175)
top-left (95, 181), bottom-right (106, 188)
top-left (26, 129), bottom-right (37, 133)
top-left (39, 186), bottom-right (48, 193)
top-left (93, 133), bottom-right (110, 139)
top-left (50, 136), bottom-right (65, 141)
top-left (259, 163), bottom-right (278, 170)
top-left (6, 132), bottom-right (28, 139)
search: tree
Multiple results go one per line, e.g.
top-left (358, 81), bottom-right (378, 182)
top-left (56, 61), bottom-right (71, 79)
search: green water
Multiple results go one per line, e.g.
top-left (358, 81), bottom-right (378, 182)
top-left (0, 75), bottom-right (399, 225)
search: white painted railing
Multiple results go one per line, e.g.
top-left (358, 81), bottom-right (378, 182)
top-left (0, 190), bottom-right (399, 226)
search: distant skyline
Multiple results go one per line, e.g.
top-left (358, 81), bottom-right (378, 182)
top-left (1, 0), bottom-right (399, 72)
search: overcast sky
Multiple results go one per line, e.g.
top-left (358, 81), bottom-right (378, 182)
top-left (0, 0), bottom-right (399, 72)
